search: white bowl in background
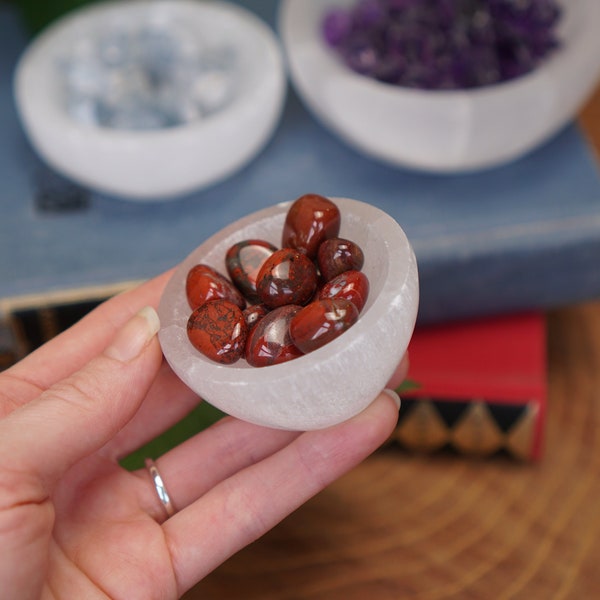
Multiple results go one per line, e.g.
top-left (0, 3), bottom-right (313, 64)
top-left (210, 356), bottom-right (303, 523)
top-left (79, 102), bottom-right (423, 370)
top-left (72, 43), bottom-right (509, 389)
top-left (14, 0), bottom-right (286, 200)
top-left (279, 0), bottom-right (600, 173)
top-left (158, 197), bottom-right (419, 430)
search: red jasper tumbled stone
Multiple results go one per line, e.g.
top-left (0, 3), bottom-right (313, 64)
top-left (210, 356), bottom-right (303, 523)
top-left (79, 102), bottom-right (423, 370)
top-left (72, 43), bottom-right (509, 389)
top-left (317, 237), bottom-right (364, 281)
top-left (281, 193), bottom-right (341, 259)
top-left (186, 264), bottom-right (246, 311)
top-left (225, 239), bottom-right (278, 303)
top-left (245, 304), bottom-right (304, 367)
top-left (289, 298), bottom-right (359, 354)
top-left (256, 248), bottom-right (318, 309)
top-left (319, 270), bottom-right (370, 313)
top-left (187, 299), bottom-right (248, 364)
top-left (242, 303), bottom-right (269, 337)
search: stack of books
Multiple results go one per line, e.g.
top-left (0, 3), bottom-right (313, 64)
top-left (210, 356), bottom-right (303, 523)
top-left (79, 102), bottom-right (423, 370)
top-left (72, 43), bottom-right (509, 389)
top-left (2, 2), bottom-right (600, 324)
top-left (393, 312), bottom-right (547, 460)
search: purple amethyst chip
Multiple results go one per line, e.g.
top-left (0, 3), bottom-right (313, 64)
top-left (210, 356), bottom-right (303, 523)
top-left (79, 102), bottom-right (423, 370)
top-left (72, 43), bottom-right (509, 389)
top-left (322, 0), bottom-right (562, 90)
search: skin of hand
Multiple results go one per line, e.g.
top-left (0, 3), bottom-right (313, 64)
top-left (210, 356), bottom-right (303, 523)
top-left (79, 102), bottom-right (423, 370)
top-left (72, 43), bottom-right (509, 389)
top-left (0, 270), bottom-right (408, 600)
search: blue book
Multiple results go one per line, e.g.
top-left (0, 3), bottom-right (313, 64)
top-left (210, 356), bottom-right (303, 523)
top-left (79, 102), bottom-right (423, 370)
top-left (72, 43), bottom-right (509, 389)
top-left (1, 1), bottom-right (600, 326)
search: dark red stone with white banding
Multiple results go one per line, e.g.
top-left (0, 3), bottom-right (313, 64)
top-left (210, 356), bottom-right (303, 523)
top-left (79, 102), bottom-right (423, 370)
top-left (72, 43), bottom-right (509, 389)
top-left (225, 239), bottom-right (278, 303)
top-left (289, 298), bottom-right (359, 354)
top-left (187, 299), bottom-right (247, 364)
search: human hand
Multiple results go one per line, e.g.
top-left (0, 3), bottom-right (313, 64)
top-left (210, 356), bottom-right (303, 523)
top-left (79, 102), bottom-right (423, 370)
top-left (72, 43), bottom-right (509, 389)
top-left (0, 271), bottom-right (407, 599)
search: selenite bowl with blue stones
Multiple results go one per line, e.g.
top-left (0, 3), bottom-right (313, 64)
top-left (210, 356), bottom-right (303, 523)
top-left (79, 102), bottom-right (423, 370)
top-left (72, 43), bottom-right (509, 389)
top-left (14, 0), bottom-right (286, 199)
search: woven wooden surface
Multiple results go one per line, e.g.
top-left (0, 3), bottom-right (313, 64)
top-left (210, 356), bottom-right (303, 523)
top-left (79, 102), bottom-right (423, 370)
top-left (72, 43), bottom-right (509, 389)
top-left (183, 89), bottom-right (600, 600)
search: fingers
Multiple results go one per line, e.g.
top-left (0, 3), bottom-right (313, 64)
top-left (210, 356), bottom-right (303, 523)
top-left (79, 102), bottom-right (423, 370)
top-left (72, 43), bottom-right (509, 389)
top-left (134, 350), bottom-right (408, 518)
top-left (163, 389), bottom-right (400, 594)
top-left (4, 270), bottom-right (173, 404)
top-left (137, 417), bottom-right (300, 518)
top-left (108, 347), bottom-right (409, 463)
top-left (1, 267), bottom-right (207, 461)
top-left (0, 307), bottom-right (163, 496)
top-left (135, 351), bottom-right (409, 521)
top-left (102, 361), bottom-right (202, 461)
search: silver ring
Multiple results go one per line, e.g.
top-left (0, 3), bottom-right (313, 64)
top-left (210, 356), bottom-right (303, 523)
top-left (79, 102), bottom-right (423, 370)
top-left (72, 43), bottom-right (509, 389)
top-left (145, 458), bottom-right (175, 518)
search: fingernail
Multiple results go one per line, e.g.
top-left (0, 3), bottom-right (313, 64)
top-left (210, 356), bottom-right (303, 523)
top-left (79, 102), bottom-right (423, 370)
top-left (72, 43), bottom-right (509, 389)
top-left (382, 388), bottom-right (401, 410)
top-left (105, 306), bottom-right (161, 362)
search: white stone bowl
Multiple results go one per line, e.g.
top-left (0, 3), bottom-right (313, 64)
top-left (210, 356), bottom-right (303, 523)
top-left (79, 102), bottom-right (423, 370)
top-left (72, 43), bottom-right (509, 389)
top-left (158, 197), bottom-right (419, 430)
top-left (14, 0), bottom-right (286, 200)
top-left (279, 0), bottom-right (600, 173)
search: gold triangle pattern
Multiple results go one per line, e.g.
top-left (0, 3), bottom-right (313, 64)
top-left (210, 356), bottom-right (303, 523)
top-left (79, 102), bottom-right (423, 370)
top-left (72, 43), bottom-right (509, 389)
top-left (451, 402), bottom-right (504, 456)
top-left (394, 400), bottom-right (448, 452)
top-left (393, 398), bottom-right (539, 460)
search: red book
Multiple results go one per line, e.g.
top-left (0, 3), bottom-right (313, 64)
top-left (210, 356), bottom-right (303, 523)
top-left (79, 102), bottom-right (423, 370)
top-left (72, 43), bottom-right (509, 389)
top-left (393, 312), bottom-right (547, 460)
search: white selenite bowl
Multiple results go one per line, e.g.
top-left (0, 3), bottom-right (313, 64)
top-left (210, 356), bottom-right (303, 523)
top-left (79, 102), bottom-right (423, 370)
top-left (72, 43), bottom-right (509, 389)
top-left (14, 0), bottom-right (286, 200)
top-left (158, 197), bottom-right (419, 430)
top-left (279, 0), bottom-right (600, 173)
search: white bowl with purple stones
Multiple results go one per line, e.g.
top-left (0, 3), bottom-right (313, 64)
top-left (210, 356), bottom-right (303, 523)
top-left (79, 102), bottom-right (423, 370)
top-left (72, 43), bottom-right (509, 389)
top-left (158, 196), bottom-right (419, 431)
top-left (14, 0), bottom-right (286, 200)
top-left (279, 0), bottom-right (600, 172)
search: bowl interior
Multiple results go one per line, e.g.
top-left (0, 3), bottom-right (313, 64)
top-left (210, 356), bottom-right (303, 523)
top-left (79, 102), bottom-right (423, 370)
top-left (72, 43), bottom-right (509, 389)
top-left (23, 0), bottom-right (276, 131)
top-left (158, 197), bottom-right (419, 430)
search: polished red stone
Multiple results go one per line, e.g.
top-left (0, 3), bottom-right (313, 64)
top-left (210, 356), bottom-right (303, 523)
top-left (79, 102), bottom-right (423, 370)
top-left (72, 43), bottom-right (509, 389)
top-left (225, 239), bottom-right (278, 303)
top-left (289, 298), bottom-right (359, 354)
top-left (186, 264), bottom-right (246, 311)
top-left (281, 193), bottom-right (341, 259)
top-left (319, 270), bottom-right (370, 313)
top-left (245, 305), bottom-right (304, 367)
top-left (242, 303), bottom-right (270, 337)
top-left (187, 299), bottom-right (248, 364)
top-left (256, 248), bottom-right (318, 309)
top-left (317, 237), bottom-right (364, 281)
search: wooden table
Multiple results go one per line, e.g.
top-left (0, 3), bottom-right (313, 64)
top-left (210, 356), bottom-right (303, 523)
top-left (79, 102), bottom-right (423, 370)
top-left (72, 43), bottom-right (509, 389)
top-left (182, 91), bottom-right (600, 600)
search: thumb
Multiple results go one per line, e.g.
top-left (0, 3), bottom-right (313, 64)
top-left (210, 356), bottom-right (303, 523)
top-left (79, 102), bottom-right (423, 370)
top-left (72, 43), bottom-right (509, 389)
top-left (0, 306), bottom-right (163, 492)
